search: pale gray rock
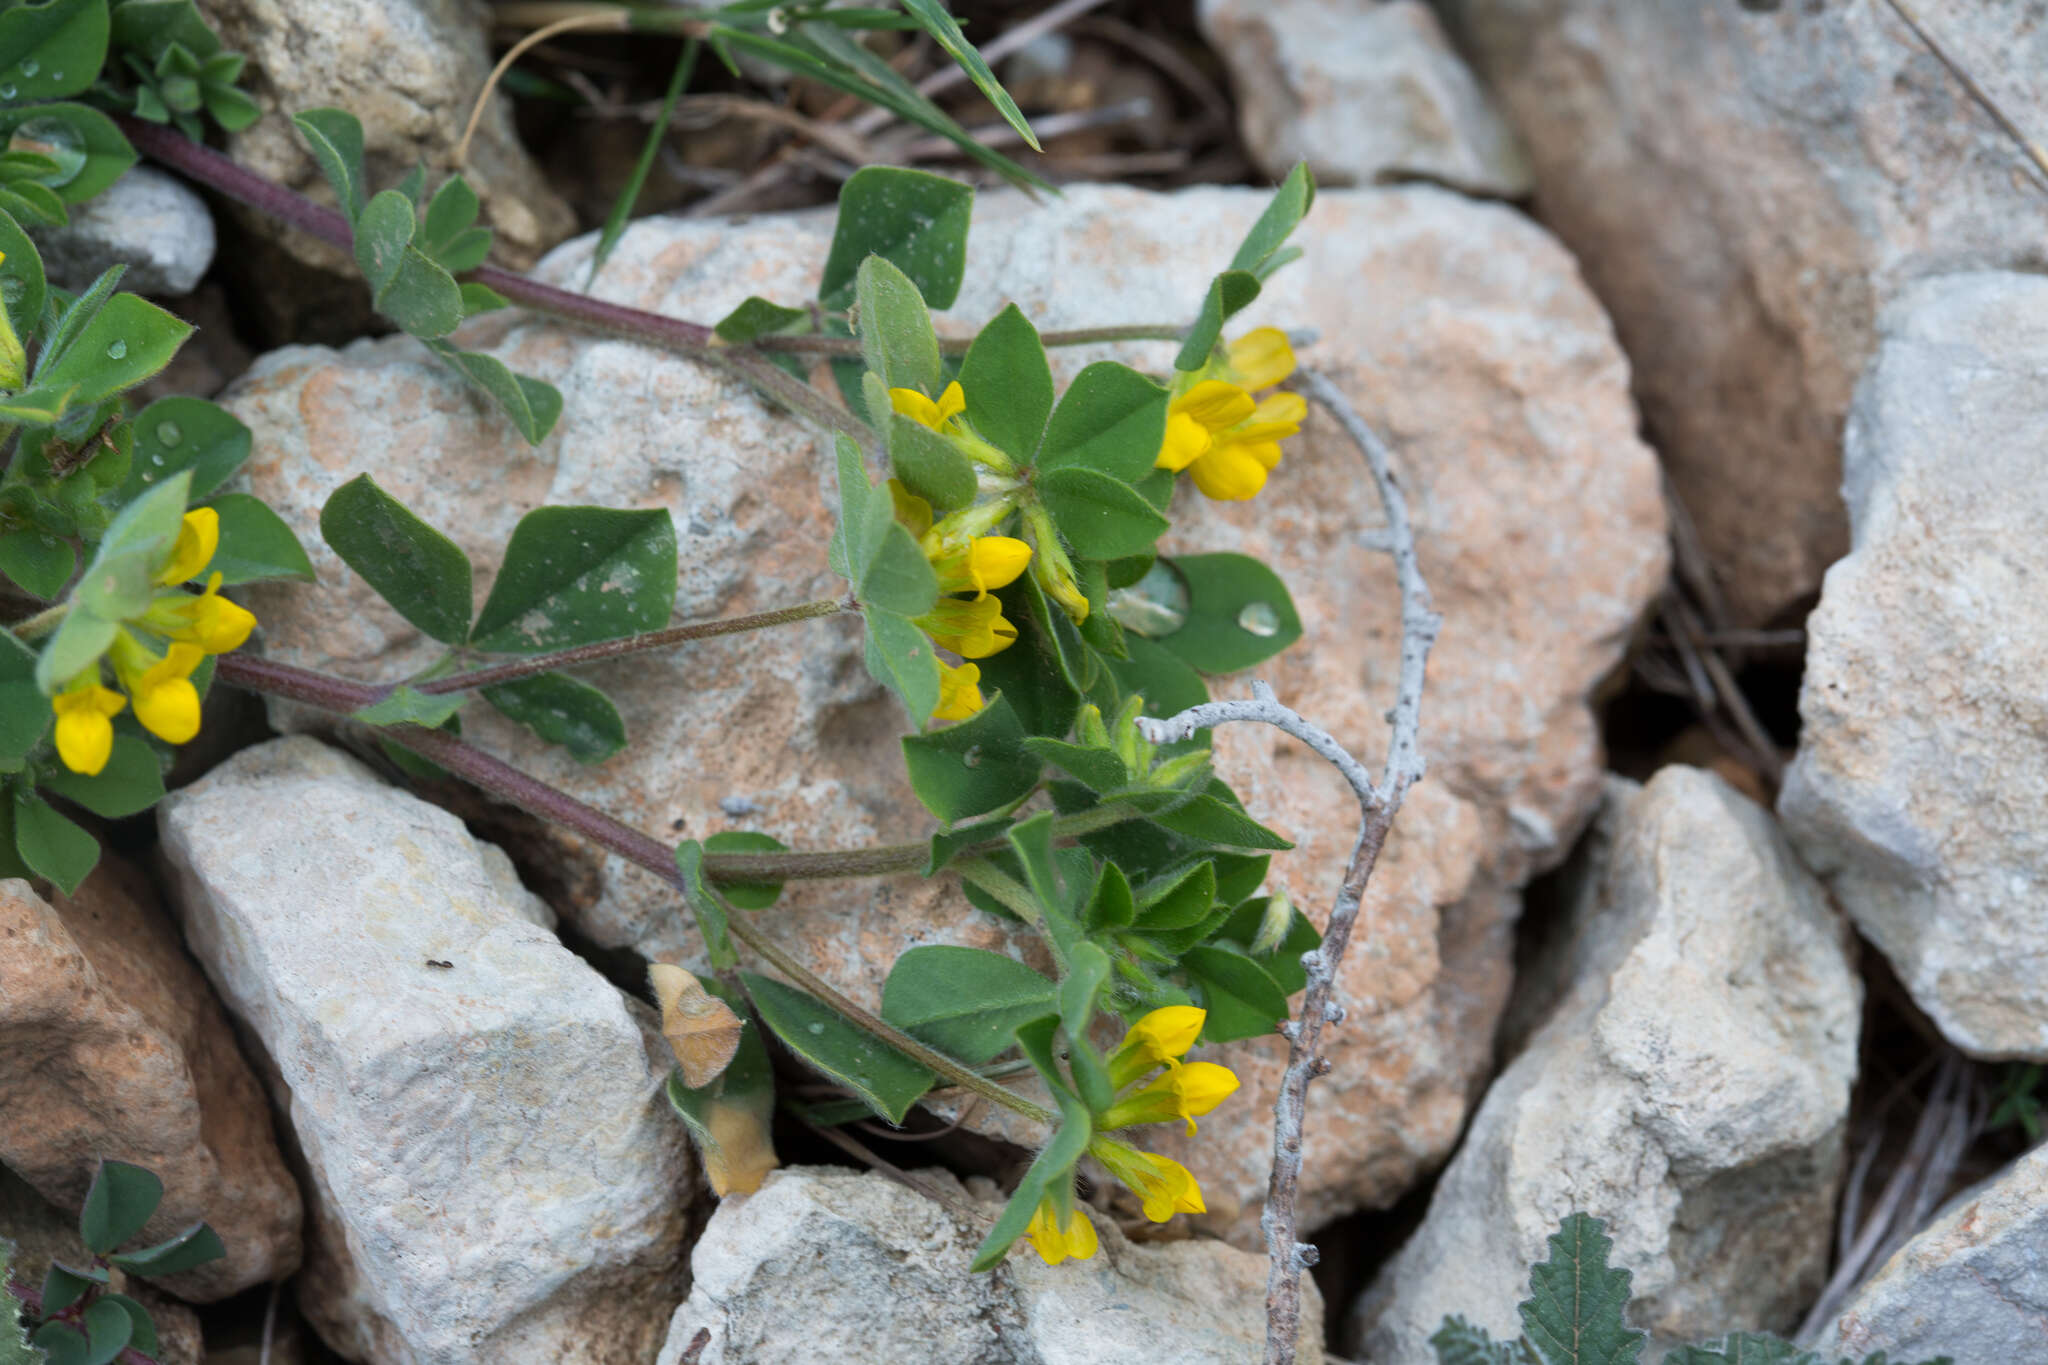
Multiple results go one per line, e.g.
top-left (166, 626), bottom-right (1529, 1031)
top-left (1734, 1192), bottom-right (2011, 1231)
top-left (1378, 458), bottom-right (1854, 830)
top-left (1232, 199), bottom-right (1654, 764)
top-left (1781, 271), bottom-right (2048, 1060)
top-left (1443, 0), bottom-right (2048, 625)
top-left (31, 167), bottom-right (215, 296)
top-left (657, 1166), bottom-right (1322, 1365)
top-left (1199, 0), bottom-right (1530, 196)
top-left (156, 736), bottom-right (690, 1365)
top-left (219, 182), bottom-right (1667, 1243)
top-left (1810, 1141), bottom-right (2048, 1364)
top-left (1354, 767), bottom-right (1860, 1363)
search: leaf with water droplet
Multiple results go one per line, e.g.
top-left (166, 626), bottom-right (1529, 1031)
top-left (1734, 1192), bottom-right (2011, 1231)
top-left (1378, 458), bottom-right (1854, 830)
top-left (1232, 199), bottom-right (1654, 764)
top-left (118, 397), bottom-right (251, 504)
top-left (1151, 553), bottom-right (1301, 674)
top-left (37, 291), bottom-right (191, 405)
top-left (901, 691), bottom-right (1041, 822)
top-left (741, 972), bottom-right (934, 1124)
top-left (0, 103), bottom-right (136, 204)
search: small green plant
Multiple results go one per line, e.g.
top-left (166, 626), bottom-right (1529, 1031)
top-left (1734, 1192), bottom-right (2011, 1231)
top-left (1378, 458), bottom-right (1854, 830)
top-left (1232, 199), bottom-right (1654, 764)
top-left (3, 1159), bottom-right (225, 1365)
top-left (1987, 1062), bottom-right (2042, 1143)
top-left (1431, 1213), bottom-right (1951, 1365)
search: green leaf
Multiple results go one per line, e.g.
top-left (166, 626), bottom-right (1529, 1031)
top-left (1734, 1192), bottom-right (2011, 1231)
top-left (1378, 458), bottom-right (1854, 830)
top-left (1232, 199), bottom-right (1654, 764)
top-left (120, 396), bottom-right (250, 504)
top-left (886, 413), bottom-right (976, 513)
top-left (12, 788), bottom-right (96, 894)
top-left (1038, 467), bottom-right (1171, 561)
top-left (880, 945), bottom-right (1055, 1065)
top-left (959, 303), bottom-right (1052, 463)
top-left (0, 631), bottom-right (48, 762)
top-left (1138, 786), bottom-right (1291, 850)
top-left (857, 520), bottom-right (939, 618)
top-left (91, 1295), bottom-right (153, 1361)
top-left (862, 606), bottom-right (940, 724)
top-left (672, 839), bottom-right (735, 968)
top-left (81, 1159), bottom-right (163, 1255)
top-left (0, 0), bottom-right (107, 104)
top-left (104, 1221), bottom-right (224, 1277)
top-left (35, 291), bottom-right (191, 403)
top-left (712, 295), bottom-right (810, 346)
top-left (0, 528), bottom-right (73, 598)
top-left (1006, 810), bottom-right (1085, 957)
top-left (421, 175), bottom-right (480, 257)
top-left (350, 685), bottom-right (463, 729)
top-left (0, 205), bottom-right (45, 336)
top-left (0, 105), bottom-right (133, 204)
top-left (357, 199), bottom-right (464, 341)
top-left (40, 735), bottom-right (163, 818)
top-left (590, 37), bottom-right (697, 284)
top-left (0, 181), bottom-right (62, 226)
top-left (1102, 635), bottom-right (1211, 729)
top-left (292, 107), bottom-right (366, 219)
top-left (1228, 162), bottom-right (1315, 276)
top-left (352, 188), bottom-right (416, 289)
top-left (1662, 1338), bottom-right (1821, 1365)
top-left (1154, 553), bottom-right (1301, 674)
top-left (1211, 895), bottom-right (1320, 994)
top-left (828, 432), bottom-right (870, 580)
top-left (204, 492), bottom-right (315, 585)
top-left (111, 1), bottom-right (222, 65)
top-left (969, 1026), bottom-right (1091, 1271)
top-left (901, 691), bottom-right (1040, 820)
top-left (469, 506), bottom-right (676, 653)
top-left (1182, 944), bottom-right (1288, 1043)
top-left (742, 972), bottom-right (933, 1124)
top-left (1174, 269), bottom-right (1261, 373)
top-left (1035, 362), bottom-right (1168, 483)
top-left (1429, 1316), bottom-right (1523, 1365)
top-left (854, 253), bottom-right (940, 397)
top-left (33, 263), bottom-right (121, 379)
top-left (32, 609), bottom-right (116, 698)
top-left (32, 1323), bottom-right (85, 1365)
top-left (319, 474), bottom-right (473, 644)
top-left (1134, 861), bottom-right (1216, 933)
top-left (900, 0), bottom-right (1037, 150)
top-left (74, 468), bottom-right (188, 625)
top-left (703, 829), bottom-right (787, 910)
top-left (419, 339), bottom-right (563, 445)
top-left (38, 1261), bottom-right (101, 1317)
top-left (457, 280), bottom-right (505, 315)
top-left (480, 673), bottom-right (626, 764)
top-left (0, 795), bottom-right (27, 881)
top-left (819, 164), bottom-right (975, 310)
top-left (1021, 736), bottom-right (1128, 794)
top-left (1518, 1214), bottom-right (1644, 1365)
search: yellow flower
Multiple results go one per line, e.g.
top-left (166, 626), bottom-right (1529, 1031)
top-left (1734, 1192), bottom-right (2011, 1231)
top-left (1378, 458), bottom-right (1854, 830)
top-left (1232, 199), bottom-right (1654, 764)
top-left (1025, 1194), bottom-right (1099, 1265)
top-left (888, 480), bottom-right (934, 538)
top-left (109, 634), bottom-right (205, 745)
top-left (50, 678), bottom-right (126, 776)
top-left (890, 380), bottom-right (966, 432)
top-left (930, 535), bottom-right (1032, 599)
top-left (156, 507), bottom-right (220, 586)
top-left (142, 572), bottom-right (257, 654)
top-left (1107, 1006), bottom-right (1205, 1088)
top-left (933, 660), bottom-right (984, 722)
top-left (918, 594), bottom-right (1017, 659)
top-left (1091, 1138), bottom-right (1206, 1223)
top-left (1097, 1061), bottom-right (1241, 1135)
top-left (1153, 328), bottom-right (1304, 502)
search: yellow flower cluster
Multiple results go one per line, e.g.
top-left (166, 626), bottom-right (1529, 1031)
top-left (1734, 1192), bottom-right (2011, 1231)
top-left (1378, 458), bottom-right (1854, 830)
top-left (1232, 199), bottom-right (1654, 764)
top-left (1023, 1006), bottom-right (1241, 1266)
top-left (1154, 328), bottom-right (1307, 502)
top-left (49, 508), bottom-right (256, 776)
top-left (888, 381), bottom-right (1035, 723)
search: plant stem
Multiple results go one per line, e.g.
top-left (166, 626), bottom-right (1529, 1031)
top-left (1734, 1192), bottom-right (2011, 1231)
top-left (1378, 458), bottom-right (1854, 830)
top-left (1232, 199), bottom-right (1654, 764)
top-left (8, 600), bottom-right (65, 639)
top-left (753, 323), bottom-right (1188, 357)
top-left (415, 596), bottom-right (855, 695)
top-left (113, 118), bottom-right (867, 444)
top-left (213, 652), bottom-right (1052, 1124)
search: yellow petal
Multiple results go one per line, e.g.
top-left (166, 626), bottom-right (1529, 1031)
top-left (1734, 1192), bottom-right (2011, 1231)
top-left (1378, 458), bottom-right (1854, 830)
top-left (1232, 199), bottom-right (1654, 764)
top-left (1154, 411), bottom-right (1212, 472)
top-left (1171, 1062), bottom-right (1241, 1130)
top-left (967, 536), bottom-right (1032, 594)
top-left (919, 596), bottom-right (1018, 659)
top-left (1188, 445), bottom-right (1271, 501)
top-left (1091, 1139), bottom-right (1206, 1223)
top-left (1225, 327), bottom-right (1296, 391)
top-left (888, 479), bottom-right (934, 538)
top-left (889, 387), bottom-right (944, 430)
top-left (156, 508), bottom-right (220, 586)
top-left (1025, 1195), bottom-right (1097, 1265)
top-left (1228, 391), bottom-right (1307, 444)
top-left (124, 641), bottom-right (205, 745)
top-left (935, 380), bottom-right (966, 425)
top-left (1172, 379), bottom-right (1257, 433)
top-left (51, 684), bottom-right (125, 776)
top-left (1107, 1006), bottom-right (1205, 1088)
top-left (932, 660), bottom-right (984, 722)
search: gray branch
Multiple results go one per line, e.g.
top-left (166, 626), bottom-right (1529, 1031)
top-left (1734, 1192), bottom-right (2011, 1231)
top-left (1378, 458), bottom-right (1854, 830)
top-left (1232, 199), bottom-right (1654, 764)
top-left (1139, 366), bottom-right (1439, 1365)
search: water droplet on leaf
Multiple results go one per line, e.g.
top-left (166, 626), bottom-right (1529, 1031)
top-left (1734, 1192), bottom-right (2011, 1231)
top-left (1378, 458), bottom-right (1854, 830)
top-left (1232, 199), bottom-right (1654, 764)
top-left (155, 420), bottom-right (182, 447)
top-left (18, 59), bottom-right (37, 77)
top-left (1237, 602), bottom-right (1281, 637)
top-left (806, 1021), bottom-right (826, 1036)
top-left (105, 339), bottom-right (127, 360)
top-left (962, 745), bottom-right (982, 769)
top-left (9, 115), bottom-right (85, 185)
top-left (0, 86), bottom-right (19, 101)
top-left (1105, 559), bottom-right (1190, 637)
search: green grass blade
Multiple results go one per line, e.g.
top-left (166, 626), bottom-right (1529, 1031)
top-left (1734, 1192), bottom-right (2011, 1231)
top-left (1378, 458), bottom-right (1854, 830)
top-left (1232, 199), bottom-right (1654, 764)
top-left (588, 37), bottom-right (700, 287)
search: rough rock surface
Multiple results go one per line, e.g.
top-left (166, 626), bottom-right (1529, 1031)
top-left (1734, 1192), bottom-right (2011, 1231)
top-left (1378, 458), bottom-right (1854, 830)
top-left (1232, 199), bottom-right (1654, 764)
top-left (1, 1165), bottom-right (205, 1365)
top-left (219, 182), bottom-right (1666, 1241)
top-left (1443, 0), bottom-right (2048, 625)
top-left (1811, 1141), bottom-right (2048, 1364)
top-left (0, 862), bottom-right (300, 1300)
top-left (1781, 271), bottom-right (2048, 1060)
top-left (30, 167), bottom-right (216, 296)
top-left (655, 1166), bottom-right (1321, 1365)
top-left (1354, 767), bottom-right (1860, 1363)
top-left (195, 0), bottom-right (572, 281)
top-left (156, 736), bottom-right (689, 1365)
top-left (1198, 0), bottom-right (1529, 196)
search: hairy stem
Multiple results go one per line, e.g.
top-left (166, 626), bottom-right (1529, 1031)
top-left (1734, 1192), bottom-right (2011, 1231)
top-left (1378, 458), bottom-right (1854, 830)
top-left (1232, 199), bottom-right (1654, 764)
top-left (7, 600), bottom-right (65, 639)
top-left (753, 323), bottom-right (1187, 357)
top-left (416, 596), bottom-right (855, 695)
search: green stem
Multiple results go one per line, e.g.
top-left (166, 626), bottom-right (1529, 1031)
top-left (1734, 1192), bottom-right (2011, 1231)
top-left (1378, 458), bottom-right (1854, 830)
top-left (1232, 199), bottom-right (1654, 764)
top-left (753, 323), bottom-right (1188, 358)
top-left (8, 600), bottom-right (66, 640)
top-left (955, 857), bottom-right (1042, 927)
top-left (702, 800), bottom-right (1145, 883)
top-left (417, 596), bottom-right (854, 695)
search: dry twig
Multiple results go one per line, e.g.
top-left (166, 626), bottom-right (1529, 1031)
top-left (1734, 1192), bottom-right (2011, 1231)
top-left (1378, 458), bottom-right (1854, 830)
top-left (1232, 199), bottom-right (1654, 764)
top-left (1138, 367), bottom-right (1439, 1365)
